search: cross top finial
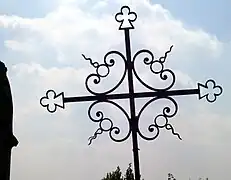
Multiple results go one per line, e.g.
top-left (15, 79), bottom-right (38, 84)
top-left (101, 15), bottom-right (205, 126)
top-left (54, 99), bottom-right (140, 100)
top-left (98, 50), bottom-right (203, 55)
top-left (115, 6), bottom-right (137, 30)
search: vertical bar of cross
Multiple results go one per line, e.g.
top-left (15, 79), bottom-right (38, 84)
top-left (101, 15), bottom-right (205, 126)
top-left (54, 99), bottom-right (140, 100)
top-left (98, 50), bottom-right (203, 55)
top-left (124, 28), bottom-right (141, 180)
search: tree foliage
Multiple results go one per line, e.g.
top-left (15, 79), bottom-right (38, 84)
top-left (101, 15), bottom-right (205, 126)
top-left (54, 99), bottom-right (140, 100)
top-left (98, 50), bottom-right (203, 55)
top-left (102, 164), bottom-right (208, 180)
top-left (101, 163), bottom-right (142, 180)
top-left (102, 166), bottom-right (123, 180)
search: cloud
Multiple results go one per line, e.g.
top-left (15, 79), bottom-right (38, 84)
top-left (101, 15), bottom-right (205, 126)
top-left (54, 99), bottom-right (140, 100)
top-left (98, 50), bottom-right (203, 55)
top-left (0, 0), bottom-right (223, 66)
top-left (0, 0), bottom-right (229, 180)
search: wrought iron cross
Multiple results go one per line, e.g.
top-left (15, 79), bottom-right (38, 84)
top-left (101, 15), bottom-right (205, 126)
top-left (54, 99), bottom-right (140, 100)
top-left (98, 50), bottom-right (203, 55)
top-left (40, 6), bottom-right (223, 180)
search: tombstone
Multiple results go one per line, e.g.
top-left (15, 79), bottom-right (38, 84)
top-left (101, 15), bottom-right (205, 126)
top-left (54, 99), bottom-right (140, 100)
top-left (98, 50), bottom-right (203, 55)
top-left (0, 61), bottom-right (18, 180)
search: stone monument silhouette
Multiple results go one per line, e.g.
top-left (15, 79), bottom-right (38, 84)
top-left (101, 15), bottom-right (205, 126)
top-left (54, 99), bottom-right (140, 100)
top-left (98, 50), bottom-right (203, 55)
top-left (0, 61), bottom-right (18, 180)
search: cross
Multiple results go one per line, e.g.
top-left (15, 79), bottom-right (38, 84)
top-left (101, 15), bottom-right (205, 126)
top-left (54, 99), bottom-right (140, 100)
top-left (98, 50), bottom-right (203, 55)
top-left (40, 6), bottom-right (223, 180)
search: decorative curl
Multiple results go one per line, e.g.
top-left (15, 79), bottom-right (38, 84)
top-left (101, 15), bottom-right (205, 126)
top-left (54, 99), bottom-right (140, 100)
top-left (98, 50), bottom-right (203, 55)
top-left (88, 128), bottom-right (103, 145)
top-left (88, 100), bottom-right (131, 145)
top-left (137, 97), bottom-right (181, 141)
top-left (82, 54), bottom-right (99, 68)
top-left (84, 51), bottom-right (127, 95)
top-left (159, 45), bottom-right (173, 63)
top-left (166, 124), bottom-right (182, 140)
top-left (132, 45), bottom-right (175, 91)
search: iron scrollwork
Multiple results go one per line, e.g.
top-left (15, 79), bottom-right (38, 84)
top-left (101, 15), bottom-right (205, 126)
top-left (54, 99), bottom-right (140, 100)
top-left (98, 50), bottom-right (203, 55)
top-left (83, 51), bottom-right (127, 96)
top-left (39, 5), bottom-right (223, 180)
top-left (88, 100), bottom-right (131, 145)
top-left (133, 45), bottom-right (175, 91)
top-left (137, 96), bottom-right (181, 141)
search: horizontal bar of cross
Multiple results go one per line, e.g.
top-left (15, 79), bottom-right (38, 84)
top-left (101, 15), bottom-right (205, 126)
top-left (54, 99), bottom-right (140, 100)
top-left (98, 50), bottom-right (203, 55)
top-left (63, 88), bottom-right (199, 103)
top-left (40, 79), bottom-right (222, 113)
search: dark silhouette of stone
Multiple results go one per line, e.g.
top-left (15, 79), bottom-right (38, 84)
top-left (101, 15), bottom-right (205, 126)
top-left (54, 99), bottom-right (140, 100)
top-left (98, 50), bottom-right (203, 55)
top-left (0, 61), bottom-right (18, 180)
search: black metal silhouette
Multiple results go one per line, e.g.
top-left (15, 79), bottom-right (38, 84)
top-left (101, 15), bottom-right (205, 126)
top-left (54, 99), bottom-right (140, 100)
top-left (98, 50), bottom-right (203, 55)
top-left (40, 6), bottom-right (223, 180)
top-left (0, 61), bottom-right (18, 180)
top-left (168, 173), bottom-right (176, 180)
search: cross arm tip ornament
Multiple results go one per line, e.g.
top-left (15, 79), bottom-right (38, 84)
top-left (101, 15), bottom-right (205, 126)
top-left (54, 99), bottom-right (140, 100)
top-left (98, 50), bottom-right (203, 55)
top-left (198, 79), bottom-right (223, 103)
top-left (115, 6), bottom-right (137, 30)
top-left (40, 90), bottom-right (65, 113)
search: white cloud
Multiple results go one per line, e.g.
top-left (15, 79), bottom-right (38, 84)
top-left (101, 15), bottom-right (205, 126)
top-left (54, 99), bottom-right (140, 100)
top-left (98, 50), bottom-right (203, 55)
top-left (0, 0), bottom-right (229, 180)
top-left (0, 0), bottom-right (223, 65)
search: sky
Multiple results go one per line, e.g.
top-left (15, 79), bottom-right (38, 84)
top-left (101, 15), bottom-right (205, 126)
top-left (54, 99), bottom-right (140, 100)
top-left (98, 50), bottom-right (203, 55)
top-left (0, 0), bottom-right (230, 180)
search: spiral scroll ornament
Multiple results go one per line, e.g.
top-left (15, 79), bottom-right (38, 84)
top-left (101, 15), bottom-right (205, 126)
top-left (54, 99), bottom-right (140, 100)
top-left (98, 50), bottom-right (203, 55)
top-left (133, 45), bottom-right (175, 91)
top-left (87, 100), bottom-right (131, 145)
top-left (137, 97), bottom-right (181, 141)
top-left (83, 51), bottom-right (127, 96)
